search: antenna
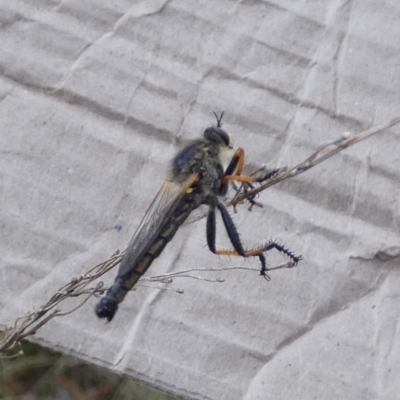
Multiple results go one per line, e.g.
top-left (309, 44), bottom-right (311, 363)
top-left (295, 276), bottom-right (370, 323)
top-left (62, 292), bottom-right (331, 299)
top-left (212, 111), bottom-right (224, 127)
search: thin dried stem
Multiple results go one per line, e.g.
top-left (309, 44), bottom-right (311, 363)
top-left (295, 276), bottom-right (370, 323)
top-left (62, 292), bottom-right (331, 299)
top-left (230, 117), bottom-right (400, 205)
top-left (138, 284), bottom-right (185, 294)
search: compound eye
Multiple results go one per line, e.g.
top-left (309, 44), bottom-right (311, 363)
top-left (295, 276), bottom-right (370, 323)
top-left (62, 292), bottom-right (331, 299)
top-left (204, 127), bottom-right (230, 146)
top-left (213, 127), bottom-right (230, 146)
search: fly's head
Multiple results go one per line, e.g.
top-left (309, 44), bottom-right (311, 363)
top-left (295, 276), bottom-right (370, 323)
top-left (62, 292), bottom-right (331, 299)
top-left (203, 111), bottom-right (234, 150)
top-left (204, 111), bottom-right (235, 171)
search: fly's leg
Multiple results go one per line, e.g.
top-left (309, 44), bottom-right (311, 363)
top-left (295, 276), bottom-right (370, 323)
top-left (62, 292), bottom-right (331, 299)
top-left (223, 173), bottom-right (281, 185)
top-left (257, 242), bottom-right (302, 280)
top-left (258, 253), bottom-right (270, 281)
top-left (220, 148), bottom-right (245, 196)
top-left (207, 203), bottom-right (244, 256)
top-left (220, 147), bottom-right (266, 208)
top-left (216, 202), bottom-right (245, 255)
top-left (224, 166), bottom-right (283, 211)
top-left (221, 148), bottom-right (262, 211)
top-left (242, 168), bottom-right (282, 211)
top-left (206, 201), bottom-right (302, 278)
top-left (223, 163), bottom-right (283, 185)
top-left (225, 148), bottom-right (245, 176)
top-left (256, 168), bottom-right (281, 183)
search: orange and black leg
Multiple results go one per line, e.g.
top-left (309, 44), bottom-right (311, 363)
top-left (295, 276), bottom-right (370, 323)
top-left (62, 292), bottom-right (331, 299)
top-left (223, 146), bottom-right (282, 186)
top-left (206, 200), bottom-right (302, 279)
top-left (221, 148), bottom-right (260, 209)
top-left (220, 148), bottom-right (245, 196)
top-left (221, 148), bottom-right (282, 209)
top-left (222, 145), bottom-right (281, 184)
top-left (223, 168), bottom-right (282, 186)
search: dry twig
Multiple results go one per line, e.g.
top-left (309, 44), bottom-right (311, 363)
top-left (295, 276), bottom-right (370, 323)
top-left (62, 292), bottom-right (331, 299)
top-left (230, 117), bottom-right (400, 206)
top-left (1, 117), bottom-right (399, 357)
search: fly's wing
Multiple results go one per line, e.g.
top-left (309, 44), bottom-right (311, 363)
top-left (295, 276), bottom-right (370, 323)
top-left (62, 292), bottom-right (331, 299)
top-left (183, 205), bottom-right (208, 225)
top-left (118, 173), bottom-right (198, 277)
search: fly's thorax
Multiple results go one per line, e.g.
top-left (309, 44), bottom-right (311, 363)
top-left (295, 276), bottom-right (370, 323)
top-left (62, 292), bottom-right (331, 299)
top-left (172, 134), bottom-right (234, 197)
top-left (172, 139), bottom-right (205, 179)
top-left (193, 140), bottom-right (228, 196)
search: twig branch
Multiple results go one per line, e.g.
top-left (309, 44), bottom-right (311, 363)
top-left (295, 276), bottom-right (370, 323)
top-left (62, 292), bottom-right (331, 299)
top-left (230, 116), bottom-right (400, 205)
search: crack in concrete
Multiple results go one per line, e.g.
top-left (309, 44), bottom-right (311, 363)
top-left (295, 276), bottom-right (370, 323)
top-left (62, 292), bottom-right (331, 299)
top-left (331, 0), bottom-right (353, 116)
top-left (48, 0), bottom-right (171, 95)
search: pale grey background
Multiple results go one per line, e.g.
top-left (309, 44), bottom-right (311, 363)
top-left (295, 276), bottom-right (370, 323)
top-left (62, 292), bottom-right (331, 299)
top-left (1, 1), bottom-right (400, 399)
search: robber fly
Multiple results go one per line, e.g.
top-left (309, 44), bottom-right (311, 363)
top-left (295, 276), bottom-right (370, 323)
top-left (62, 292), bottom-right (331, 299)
top-left (95, 113), bottom-right (301, 321)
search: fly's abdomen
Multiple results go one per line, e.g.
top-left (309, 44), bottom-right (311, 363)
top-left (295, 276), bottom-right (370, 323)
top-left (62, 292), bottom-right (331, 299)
top-left (95, 200), bottom-right (196, 321)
